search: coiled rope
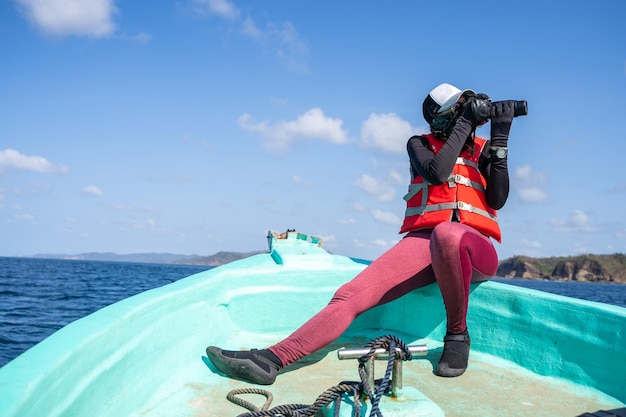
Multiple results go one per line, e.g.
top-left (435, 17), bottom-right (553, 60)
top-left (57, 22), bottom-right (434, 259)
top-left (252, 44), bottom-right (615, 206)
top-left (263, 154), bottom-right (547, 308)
top-left (227, 388), bottom-right (274, 413)
top-left (227, 335), bottom-right (412, 417)
top-left (358, 335), bottom-right (412, 417)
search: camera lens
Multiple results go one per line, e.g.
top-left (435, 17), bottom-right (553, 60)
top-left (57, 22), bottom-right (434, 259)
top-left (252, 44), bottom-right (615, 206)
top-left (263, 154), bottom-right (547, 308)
top-left (514, 101), bottom-right (528, 117)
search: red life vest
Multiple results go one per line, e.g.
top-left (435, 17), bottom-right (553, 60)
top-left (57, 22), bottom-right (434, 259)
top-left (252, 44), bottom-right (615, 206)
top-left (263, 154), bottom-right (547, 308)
top-left (399, 134), bottom-right (501, 242)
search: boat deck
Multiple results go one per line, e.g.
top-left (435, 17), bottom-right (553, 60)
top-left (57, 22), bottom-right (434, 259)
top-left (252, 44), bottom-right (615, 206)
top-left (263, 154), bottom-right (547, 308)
top-left (2, 242), bottom-right (624, 417)
top-left (139, 335), bottom-right (623, 417)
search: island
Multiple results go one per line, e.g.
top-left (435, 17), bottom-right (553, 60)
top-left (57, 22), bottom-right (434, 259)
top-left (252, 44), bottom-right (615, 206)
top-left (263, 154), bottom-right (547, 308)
top-left (497, 254), bottom-right (626, 284)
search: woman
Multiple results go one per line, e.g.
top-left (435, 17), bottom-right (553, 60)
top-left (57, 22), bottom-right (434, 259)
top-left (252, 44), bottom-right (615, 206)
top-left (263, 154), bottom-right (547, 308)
top-left (206, 82), bottom-right (515, 384)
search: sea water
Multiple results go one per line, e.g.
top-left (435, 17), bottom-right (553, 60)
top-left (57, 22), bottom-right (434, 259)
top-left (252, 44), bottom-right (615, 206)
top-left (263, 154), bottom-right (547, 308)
top-left (1, 257), bottom-right (625, 367)
top-left (0, 257), bottom-right (209, 367)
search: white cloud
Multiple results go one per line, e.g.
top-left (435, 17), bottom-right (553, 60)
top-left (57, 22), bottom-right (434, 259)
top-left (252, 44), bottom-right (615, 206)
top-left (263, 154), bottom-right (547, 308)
top-left (354, 169), bottom-right (403, 203)
top-left (81, 185), bottom-right (103, 197)
top-left (372, 239), bottom-right (395, 248)
top-left (193, 1), bottom-right (308, 73)
top-left (291, 175), bottom-right (314, 188)
top-left (514, 164), bottom-right (548, 203)
top-left (246, 18), bottom-right (309, 73)
top-left (351, 238), bottom-right (367, 249)
top-left (193, 0), bottom-right (239, 19)
top-left (0, 149), bottom-right (68, 175)
top-left (15, 0), bottom-right (117, 37)
top-left (351, 236), bottom-right (398, 252)
top-left (520, 238), bottom-right (541, 249)
top-left (360, 113), bottom-right (423, 154)
top-left (371, 209), bottom-right (401, 225)
top-left (242, 16), bottom-right (262, 38)
top-left (550, 210), bottom-right (595, 233)
top-left (354, 174), bottom-right (396, 202)
top-left (10, 213), bottom-right (36, 223)
top-left (238, 108), bottom-right (349, 153)
top-left (517, 187), bottom-right (548, 203)
top-left (270, 21), bottom-right (309, 73)
top-left (108, 203), bottom-right (132, 211)
top-left (387, 169), bottom-right (405, 184)
top-left (515, 164), bottom-right (546, 185)
top-left (130, 218), bottom-right (156, 230)
top-left (119, 32), bottom-right (152, 44)
top-left (318, 234), bottom-right (336, 244)
top-left (510, 237), bottom-right (543, 258)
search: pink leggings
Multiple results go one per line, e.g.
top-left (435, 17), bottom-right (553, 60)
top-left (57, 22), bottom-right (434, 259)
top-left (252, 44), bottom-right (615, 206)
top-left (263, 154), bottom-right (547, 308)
top-left (269, 223), bottom-right (499, 366)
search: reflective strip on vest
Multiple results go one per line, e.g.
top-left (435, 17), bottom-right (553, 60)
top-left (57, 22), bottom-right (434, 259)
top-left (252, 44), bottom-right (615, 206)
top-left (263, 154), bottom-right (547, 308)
top-left (400, 134), bottom-right (501, 241)
top-left (403, 173), bottom-right (486, 216)
top-left (403, 182), bottom-right (428, 203)
top-left (405, 201), bottom-right (498, 222)
top-left (446, 173), bottom-right (485, 192)
top-left (456, 157), bottom-right (479, 171)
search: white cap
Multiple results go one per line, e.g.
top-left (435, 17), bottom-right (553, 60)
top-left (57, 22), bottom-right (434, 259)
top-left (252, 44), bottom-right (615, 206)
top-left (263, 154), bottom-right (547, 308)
top-left (422, 83), bottom-right (476, 125)
top-left (429, 83), bottom-right (475, 113)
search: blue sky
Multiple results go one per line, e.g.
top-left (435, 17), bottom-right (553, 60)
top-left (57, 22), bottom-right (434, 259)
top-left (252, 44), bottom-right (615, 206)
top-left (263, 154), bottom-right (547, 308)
top-left (1, 0), bottom-right (625, 261)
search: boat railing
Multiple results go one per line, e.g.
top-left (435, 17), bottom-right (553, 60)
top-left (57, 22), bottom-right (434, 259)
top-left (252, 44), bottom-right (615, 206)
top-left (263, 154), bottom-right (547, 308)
top-left (337, 343), bottom-right (428, 398)
top-left (267, 229), bottom-right (323, 251)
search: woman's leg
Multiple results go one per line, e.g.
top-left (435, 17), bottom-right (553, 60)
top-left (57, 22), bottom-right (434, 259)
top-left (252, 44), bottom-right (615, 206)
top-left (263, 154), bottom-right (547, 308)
top-left (269, 231), bottom-right (436, 366)
top-left (429, 222), bottom-right (498, 334)
top-left (429, 222), bottom-right (499, 377)
top-left (207, 231), bottom-right (437, 384)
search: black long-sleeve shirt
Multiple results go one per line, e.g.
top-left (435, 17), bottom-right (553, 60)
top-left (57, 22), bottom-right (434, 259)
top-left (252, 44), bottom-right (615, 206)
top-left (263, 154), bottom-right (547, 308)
top-left (406, 117), bottom-right (509, 210)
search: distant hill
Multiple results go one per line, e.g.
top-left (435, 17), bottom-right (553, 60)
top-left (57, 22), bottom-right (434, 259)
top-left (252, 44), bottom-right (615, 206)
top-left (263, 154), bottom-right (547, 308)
top-left (32, 252), bottom-right (201, 264)
top-left (497, 253), bottom-right (626, 284)
top-left (176, 251), bottom-right (266, 266)
top-left (31, 251), bottom-right (626, 283)
top-left (31, 251), bottom-right (265, 266)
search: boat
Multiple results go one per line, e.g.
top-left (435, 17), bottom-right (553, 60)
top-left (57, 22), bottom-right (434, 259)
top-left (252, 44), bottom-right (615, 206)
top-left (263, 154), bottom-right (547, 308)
top-left (0, 230), bottom-right (625, 417)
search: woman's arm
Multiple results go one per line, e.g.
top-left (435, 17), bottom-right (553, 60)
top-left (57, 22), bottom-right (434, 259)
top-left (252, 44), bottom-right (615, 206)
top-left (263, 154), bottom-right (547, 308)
top-left (407, 117), bottom-right (475, 184)
top-left (480, 100), bottom-right (514, 210)
top-left (479, 147), bottom-right (509, 210)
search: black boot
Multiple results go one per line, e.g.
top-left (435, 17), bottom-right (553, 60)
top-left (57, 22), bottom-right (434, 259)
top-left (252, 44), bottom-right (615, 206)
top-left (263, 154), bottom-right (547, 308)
top-left (205, 347), bottom-right (282, 385)
top-left (435, 330), bottom-right (471, 377)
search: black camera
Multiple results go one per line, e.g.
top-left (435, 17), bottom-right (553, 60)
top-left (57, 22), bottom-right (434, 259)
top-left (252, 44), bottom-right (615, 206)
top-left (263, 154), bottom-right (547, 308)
top-left (470, 98), bottom-right (528, 124)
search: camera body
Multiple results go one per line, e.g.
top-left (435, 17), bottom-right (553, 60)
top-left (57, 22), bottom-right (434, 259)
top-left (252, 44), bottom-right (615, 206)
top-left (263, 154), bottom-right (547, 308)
top-left (470, 98), bottom-right (528, 124)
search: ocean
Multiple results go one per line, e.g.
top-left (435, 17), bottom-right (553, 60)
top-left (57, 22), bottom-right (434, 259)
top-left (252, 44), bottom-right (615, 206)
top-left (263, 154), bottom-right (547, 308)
top-left (1, 256), bottom-right (625, 368)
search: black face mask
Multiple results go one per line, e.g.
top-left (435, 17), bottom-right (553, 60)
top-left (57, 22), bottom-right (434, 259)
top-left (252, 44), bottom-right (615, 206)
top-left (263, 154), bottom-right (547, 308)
top-left (431, 110), bottom-right (458, 139)
top-left (431, 112), bottom-right (454, 131)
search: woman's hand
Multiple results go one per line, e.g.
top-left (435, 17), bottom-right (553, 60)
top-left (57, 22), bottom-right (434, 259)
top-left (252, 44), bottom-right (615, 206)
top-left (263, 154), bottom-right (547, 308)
top-left (490, 101), bottom-right (515, 145)
top-left (458, 93), bottom-right (490, 128)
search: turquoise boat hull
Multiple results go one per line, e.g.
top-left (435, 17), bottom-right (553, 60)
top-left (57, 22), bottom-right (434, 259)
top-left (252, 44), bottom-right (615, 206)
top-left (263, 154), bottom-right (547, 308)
top-left (0, 232), bottom-right (624, 416)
